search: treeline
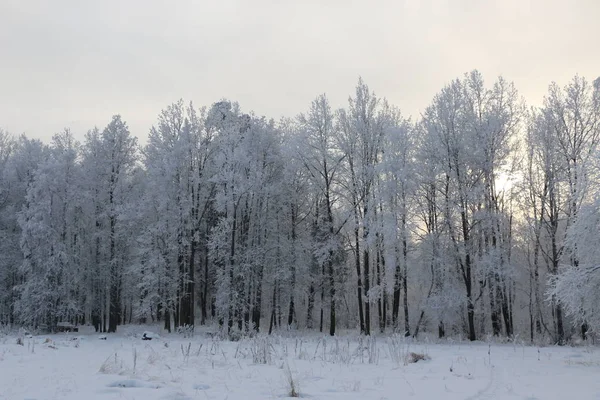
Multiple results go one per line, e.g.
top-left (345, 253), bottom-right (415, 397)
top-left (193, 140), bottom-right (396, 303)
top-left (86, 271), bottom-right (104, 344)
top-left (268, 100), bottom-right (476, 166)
top-left (0, 71), bottom-right (598, 343)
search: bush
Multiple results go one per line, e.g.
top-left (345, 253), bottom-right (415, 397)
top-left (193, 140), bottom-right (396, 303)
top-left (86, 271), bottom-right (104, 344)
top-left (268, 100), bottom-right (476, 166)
top-left (284, 362), bottom-right (300, 397)
top-left (250, 336), bottom-right (274, 364)
top-left (406, 351), bottom-right (429, 364)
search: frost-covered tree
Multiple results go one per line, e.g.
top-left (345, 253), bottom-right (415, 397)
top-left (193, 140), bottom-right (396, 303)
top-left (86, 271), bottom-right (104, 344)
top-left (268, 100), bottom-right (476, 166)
top-left (278, 121), bottom-right (313, 329)
top-left (378, 116), bottom-right (415, 335)
top-left (0, 134), bottom-right (47, 325)
top-left (3, 73), bottom-right (600, 342)
top-left (140, 100), bottom-right (215, 331)
top-left (0, 130), bottom-right (18, 323)
top-left (420, 71), bottom-right (521, 341)
top-left (80, 116), bottom-right (137, 332)
top-left (208, 101), bottom-right (283, 335)
top-left (296, 95), bottom-right (347, 335)
top-left (549, 195), bottom-right (600, 334)
top-left (16, 130), bottom-right (82, 329)
top-left (337, 79), bottom-right (396, 335)
top-left (540, 76), bottom-right (600, 341)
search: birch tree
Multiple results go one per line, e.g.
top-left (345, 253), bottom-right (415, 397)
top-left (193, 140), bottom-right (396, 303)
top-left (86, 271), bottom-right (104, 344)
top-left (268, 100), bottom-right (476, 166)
top-left (297, 95), bottom-right (346, 335)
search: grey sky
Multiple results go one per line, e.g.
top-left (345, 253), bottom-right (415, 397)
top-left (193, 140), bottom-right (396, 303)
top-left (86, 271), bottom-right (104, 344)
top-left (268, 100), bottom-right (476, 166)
top-left (1, 0), bottom-right (598, 143)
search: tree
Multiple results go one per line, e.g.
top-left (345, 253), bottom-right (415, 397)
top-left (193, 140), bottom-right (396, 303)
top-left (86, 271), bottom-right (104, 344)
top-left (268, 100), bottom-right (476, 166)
top-left (338, 79), bottom-right (394, 335)
top-left (421, 71), bottom-right (521, 340)
top-left (539, 76), bottom-right (600, 342)
top-left (16, 130), bottom-right (82, 329)
top-left (1, 135), bottom-right (47, 325)
top-left (0, 130), bottom-right (18, 323)
top-left (378, 114), bottom-right (415, 335)
top-left (550, 195), bottom-right (600, 334)
top-left (208, 101), bottom-right (282, 335)
top-left (4, 72), bottom-right (600, 343)
top-left (80, 116), bottom-right (137, 333)
top-left (141, 100), bottom-right (215, 332)
top-left (297, 95), bottom-right (346, 335)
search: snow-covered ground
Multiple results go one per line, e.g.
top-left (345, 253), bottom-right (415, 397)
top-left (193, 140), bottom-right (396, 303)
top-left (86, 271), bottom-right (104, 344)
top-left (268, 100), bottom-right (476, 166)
top-left (1, 326), bottom-right (599, 400)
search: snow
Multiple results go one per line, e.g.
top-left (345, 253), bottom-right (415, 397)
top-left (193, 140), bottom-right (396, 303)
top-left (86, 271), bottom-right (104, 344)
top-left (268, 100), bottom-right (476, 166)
top-left (1, 326), bottom-right (599, 400)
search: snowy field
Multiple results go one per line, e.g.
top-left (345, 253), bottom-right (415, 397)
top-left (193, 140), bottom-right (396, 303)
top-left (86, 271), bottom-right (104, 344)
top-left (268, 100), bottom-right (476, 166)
top-left (1, 326), bottom-right (600, 400)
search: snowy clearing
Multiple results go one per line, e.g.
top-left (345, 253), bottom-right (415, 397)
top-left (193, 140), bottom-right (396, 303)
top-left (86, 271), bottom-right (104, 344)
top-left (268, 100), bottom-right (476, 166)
top-left (1, 326), bottom-right (599, 400)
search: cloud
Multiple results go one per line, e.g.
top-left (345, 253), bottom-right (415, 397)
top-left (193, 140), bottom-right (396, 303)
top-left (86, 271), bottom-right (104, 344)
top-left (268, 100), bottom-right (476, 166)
top-left (0, 0), bottom-right (598, 142)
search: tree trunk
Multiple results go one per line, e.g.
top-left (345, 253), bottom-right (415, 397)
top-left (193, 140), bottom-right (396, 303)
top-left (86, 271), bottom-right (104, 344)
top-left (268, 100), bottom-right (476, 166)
top-left (354, 223), bottom-right (365, 333)
top-left (307, 283), bottom-right (315, 329)
top-left (183, 234), bottom-right (196, 328)
top-left (201, 234), bottom-right (209, 325)
top-left (392, 256), bottom-right (401, 330)
top-left (402, 233), bottom-right (410, 337)
top-left (287, 206), bottom-right (297, 326)
top-left (328, 257), bottom-right (336, 336)
top-left (228, 205), bottom-right (237, 334)
top-left (501, 277), bottom-right (513, 337)
top-left (164, 307), bottom-right (171, 333)
top-left (363, 246), bottom-right (370, 335)
top-left (268, 283), bottom-right (277, 335)
top-left (376, 246), bottom-right (383, 333)
top-left (253, 261), bottom-right (264, 332)
top-left (319, 261), bottom-right (324, 333)
top-left (108, 213), bottom-right (120, 332)
top-left (490, 276), bottom-right (502, 336)
top-left (461, 206), bottom-right (476, 341)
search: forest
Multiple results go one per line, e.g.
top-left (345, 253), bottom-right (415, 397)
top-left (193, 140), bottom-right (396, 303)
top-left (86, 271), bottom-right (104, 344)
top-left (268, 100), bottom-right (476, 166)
top-left (1, 70), bottom-right (599, 345)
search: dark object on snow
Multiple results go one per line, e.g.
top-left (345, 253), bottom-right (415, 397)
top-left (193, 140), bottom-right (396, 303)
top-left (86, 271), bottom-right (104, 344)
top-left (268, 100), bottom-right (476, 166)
top-left (142, 331), bottom-right (159, 340)
top-left (57, 322), bottom-right (78, 332)
top-left (92, 312), bottom-right (101, 332)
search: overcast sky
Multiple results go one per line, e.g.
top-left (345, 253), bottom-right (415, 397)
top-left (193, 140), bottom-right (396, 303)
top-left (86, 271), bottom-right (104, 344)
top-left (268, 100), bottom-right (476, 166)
top-left (1, 0), bottom-right (598, 143)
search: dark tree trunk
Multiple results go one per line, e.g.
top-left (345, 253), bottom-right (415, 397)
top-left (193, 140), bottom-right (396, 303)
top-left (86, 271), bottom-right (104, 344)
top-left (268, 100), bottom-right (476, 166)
top-left (354, 225), bottom-right (365, 334)
top-left (501, 277), bottom-right (513, 337)
top-left (319, 262), bottom-right (324, 333)
top-left (307, 283), bottom-right (315, 329)
top-left (326, 188), bottom-right (336, 336)
top-left (401, 201), bottom-right (411, 337)
top-left (555, 302), bottom-right (565, 345)
top-left (201, 238), bottom-right (209, 325)
top-left (582, 323), bottom-right (589, 341)
top-left (164, 308), bottom-right (171, 333)
top-left (376, 246), bottom-right (383, 333)
top-left (108, 215), bottom-right (120, 333)
top-left (549, 181), bottom-right (565, 344)
top-left (363, 247), bottom-right (370, 335)
top-left (268, 283), bottom-right (277, 335)
top-left (252, 263), bottom-right (263, 332)
top-left (287, 291), bottom-right (295, 327)
top-left (490, 276), bottom-right (502, 336)
top-left (392, 259), bottom-right (401, 330)
top-left (181, 234), bottom-right (196, 328)
top-left (244, 282), bottom-right (251, 331)
top-left (228, 205), bottom-right (237, 334)
top-left (277, 281), bottom-right (282, 328)
top-left (92, 311), bottom-right (100, 333)
top-left (328, 256), bottom-right (336, 336)
top-left (288, 208), bottom-right (297, 327)
top-left (460, 207), bottom-right (476, 342)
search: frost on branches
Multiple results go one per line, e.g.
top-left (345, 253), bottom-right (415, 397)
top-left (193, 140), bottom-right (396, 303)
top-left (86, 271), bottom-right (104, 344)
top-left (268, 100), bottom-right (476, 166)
top-left (0, 73), bottom-right (598, 345)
